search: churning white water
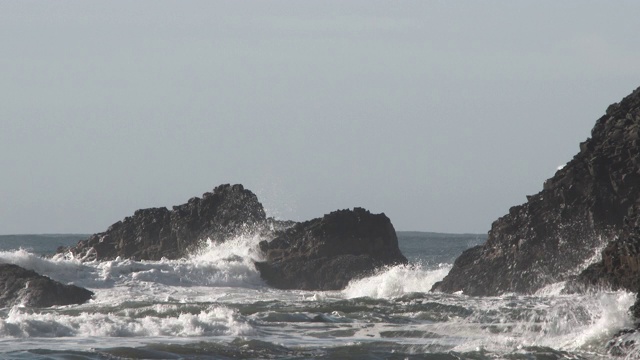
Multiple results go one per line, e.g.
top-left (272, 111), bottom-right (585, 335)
top-left (343, 264), bottom-right (452, 299)
top-left (0, 233), bottom-right (636, 359)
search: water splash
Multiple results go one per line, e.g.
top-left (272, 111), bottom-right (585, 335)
top-left (342, 263), bottom-right (451, 299)
top-left (444, 290), bottom-right (635, 355)
top-left (0, 304), bottom-right (252, 338)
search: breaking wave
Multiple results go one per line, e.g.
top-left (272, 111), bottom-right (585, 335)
top-left (342, 263), bottom-right (452, 299)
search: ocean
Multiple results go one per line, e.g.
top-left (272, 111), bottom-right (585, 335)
top-left (0, 232), bottom-right (635, 359)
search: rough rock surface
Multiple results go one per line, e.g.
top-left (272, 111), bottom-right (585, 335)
top-left (0, 263), bottom-right (93, 307)
top-left (61, 184), bottom-right (269, 261)
top-left (433, 86), bottom-right (640, 296)
top-left (255, 208), bottom-right (408, 290)
top-left (60, 184), bottom-right (408, 291)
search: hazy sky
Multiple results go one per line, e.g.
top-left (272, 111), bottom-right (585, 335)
top-left (1, 1), bottom-right (640, 234)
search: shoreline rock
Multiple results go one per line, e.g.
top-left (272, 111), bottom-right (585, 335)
top-left (0, 263), bottom-right (93, 308)
top-left (433, 85), bottom-right (640, 296)
top-left (255, 208), bottom-right (408, 290)
top-left (60, 184), bottom-right (270, 261)
top-left (60, 185), bottom-right (408, 291)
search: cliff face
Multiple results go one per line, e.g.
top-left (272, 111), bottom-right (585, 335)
top-left (433, 86), bottom-right (640, 296)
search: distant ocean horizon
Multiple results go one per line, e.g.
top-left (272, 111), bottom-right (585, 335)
top-left (0, 231), bottom-right (485, 255)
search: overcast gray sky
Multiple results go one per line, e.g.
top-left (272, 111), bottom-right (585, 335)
top-left (1, 1), bottom-right (639, 234)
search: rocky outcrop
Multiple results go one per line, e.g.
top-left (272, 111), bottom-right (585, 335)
top-left (61, 184), bottom-right (269, 261)
top-left (61, 184), bottom-right (408, 291)
top-left (433, 86), bottom-right (640, 296)
top-left (255, 208), bottom-right (408, 290)
top-left (0, 263), bottom-right (93, 307)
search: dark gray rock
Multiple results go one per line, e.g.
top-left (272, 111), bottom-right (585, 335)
top-left (255, 208), bottom-right (408, 290)
top-left (0, 263), bottom-right (93, 307)
top-left (433, 85), bottom-right (640, 296)
top-left (61, 184), bottom-right (270, 261)
top-left (60, 184), bottom-right (408, 292)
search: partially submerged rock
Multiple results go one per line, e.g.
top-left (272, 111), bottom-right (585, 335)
top-left (433, 86), bottom-right (640, 296)
top-left (61, 184), bottom-right (269, 261)
top-left (61, 184), bottom-right (408, 291)
top-left (0, 263), bottom-right (93, 307)
top-left (255, 208), bottom-right (408, 290)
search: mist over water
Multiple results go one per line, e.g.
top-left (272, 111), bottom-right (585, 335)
top-left (0, 232), bottom-right (635, 359)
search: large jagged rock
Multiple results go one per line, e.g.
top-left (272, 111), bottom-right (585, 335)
top-left (255, 208), bottom-right (408, 290)
top-left (61, 184), bottom-right (269, 261)
top-left (61, 184), bottom-right (408, 291)
top-left (433, 86), bottom-right (640, 296)
top-left (0, 263), bottom-right (93, 307)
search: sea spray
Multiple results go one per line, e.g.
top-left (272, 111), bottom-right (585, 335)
top-left (0, 249), bottom-right (90, 286)
top-left (442, 290), bottom-right (635, 355)
top-left (92, 233), bottom-right (267, 289)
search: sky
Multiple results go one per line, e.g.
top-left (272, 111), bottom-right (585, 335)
top-left (1, 1), bottom-right (640, 235)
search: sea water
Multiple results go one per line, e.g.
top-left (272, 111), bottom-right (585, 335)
top-left (0, 232), bottom-right (636, 359)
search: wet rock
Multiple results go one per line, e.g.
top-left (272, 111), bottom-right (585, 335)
top-left (606, 328), bottom-right (638, 357)
top-left (0, 263), bottom-right (93, 307)
top-left (433, 86), bottom-right (640, 296)
top-left (572, 232), bottom-right (640, 292)
top-left (255, 208), bottom-right (407, 290)
top-left (59, 185), bottom-right (407, 292)
top-left (60, 184), bottom-right (271, 261)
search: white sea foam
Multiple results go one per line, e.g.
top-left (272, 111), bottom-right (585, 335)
top-left (93, 234), bottom-right (266, 288)
top-left (0, 304), bottom-right (252, 338)
top-left (534, 281), bottom-right (567, 296)
top-left (0, 249), bottom-right (91, 286)
top-left (445, 290), bottom-right (635, 355)
top-left (342, 263), bottom-right (452, 299)
top-left (2, 233), bottom-right (266, 288)
top-left (0, 234), bottom-right (272, 310)
top-left (552, 291), bottom-right (634, 350)
top-left (0, 235), bottom-right (635, 358)
top-left (0, 237), bottom-right (261, 339)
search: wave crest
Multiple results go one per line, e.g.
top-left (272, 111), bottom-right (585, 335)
top-left (342, 263), bottom-right (452, 299)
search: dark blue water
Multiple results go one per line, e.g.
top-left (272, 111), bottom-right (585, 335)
top-left (0, 234), bottom-right (86, 256)
top-left (398, 231), bottom-right (485, 265)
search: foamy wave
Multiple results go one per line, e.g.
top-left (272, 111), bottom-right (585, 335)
top-left (92, 234), bottom-right (266, 289)
top-left (448, 290), bottom-right (635, 355)
top-left (534, 281), bottom-right (567, 296)
top-left (556, 291), bottom-right (635, 350)
top-left (342, 264), bottom-right (452, 299)
top-left (0, 234), bottom-right (269, 297)
top-left (0, 249), bottom-right (90, 286)
top-left (0, 305), bottom-right (252, 338)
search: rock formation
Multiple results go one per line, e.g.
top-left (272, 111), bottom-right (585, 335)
top-left (61, 184), bottom-right (269, 261)
top-left (255, 208), bottom-right (408, 290)
top-left (0, 263), bottom-right (93, 307)
top-left (433, 86), bottom-right (640, 296)
top-left (61, 184), bottom-right (407, 291)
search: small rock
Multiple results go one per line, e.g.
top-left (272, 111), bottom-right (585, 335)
top-left (0, 263), bottom-right (93, 307)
